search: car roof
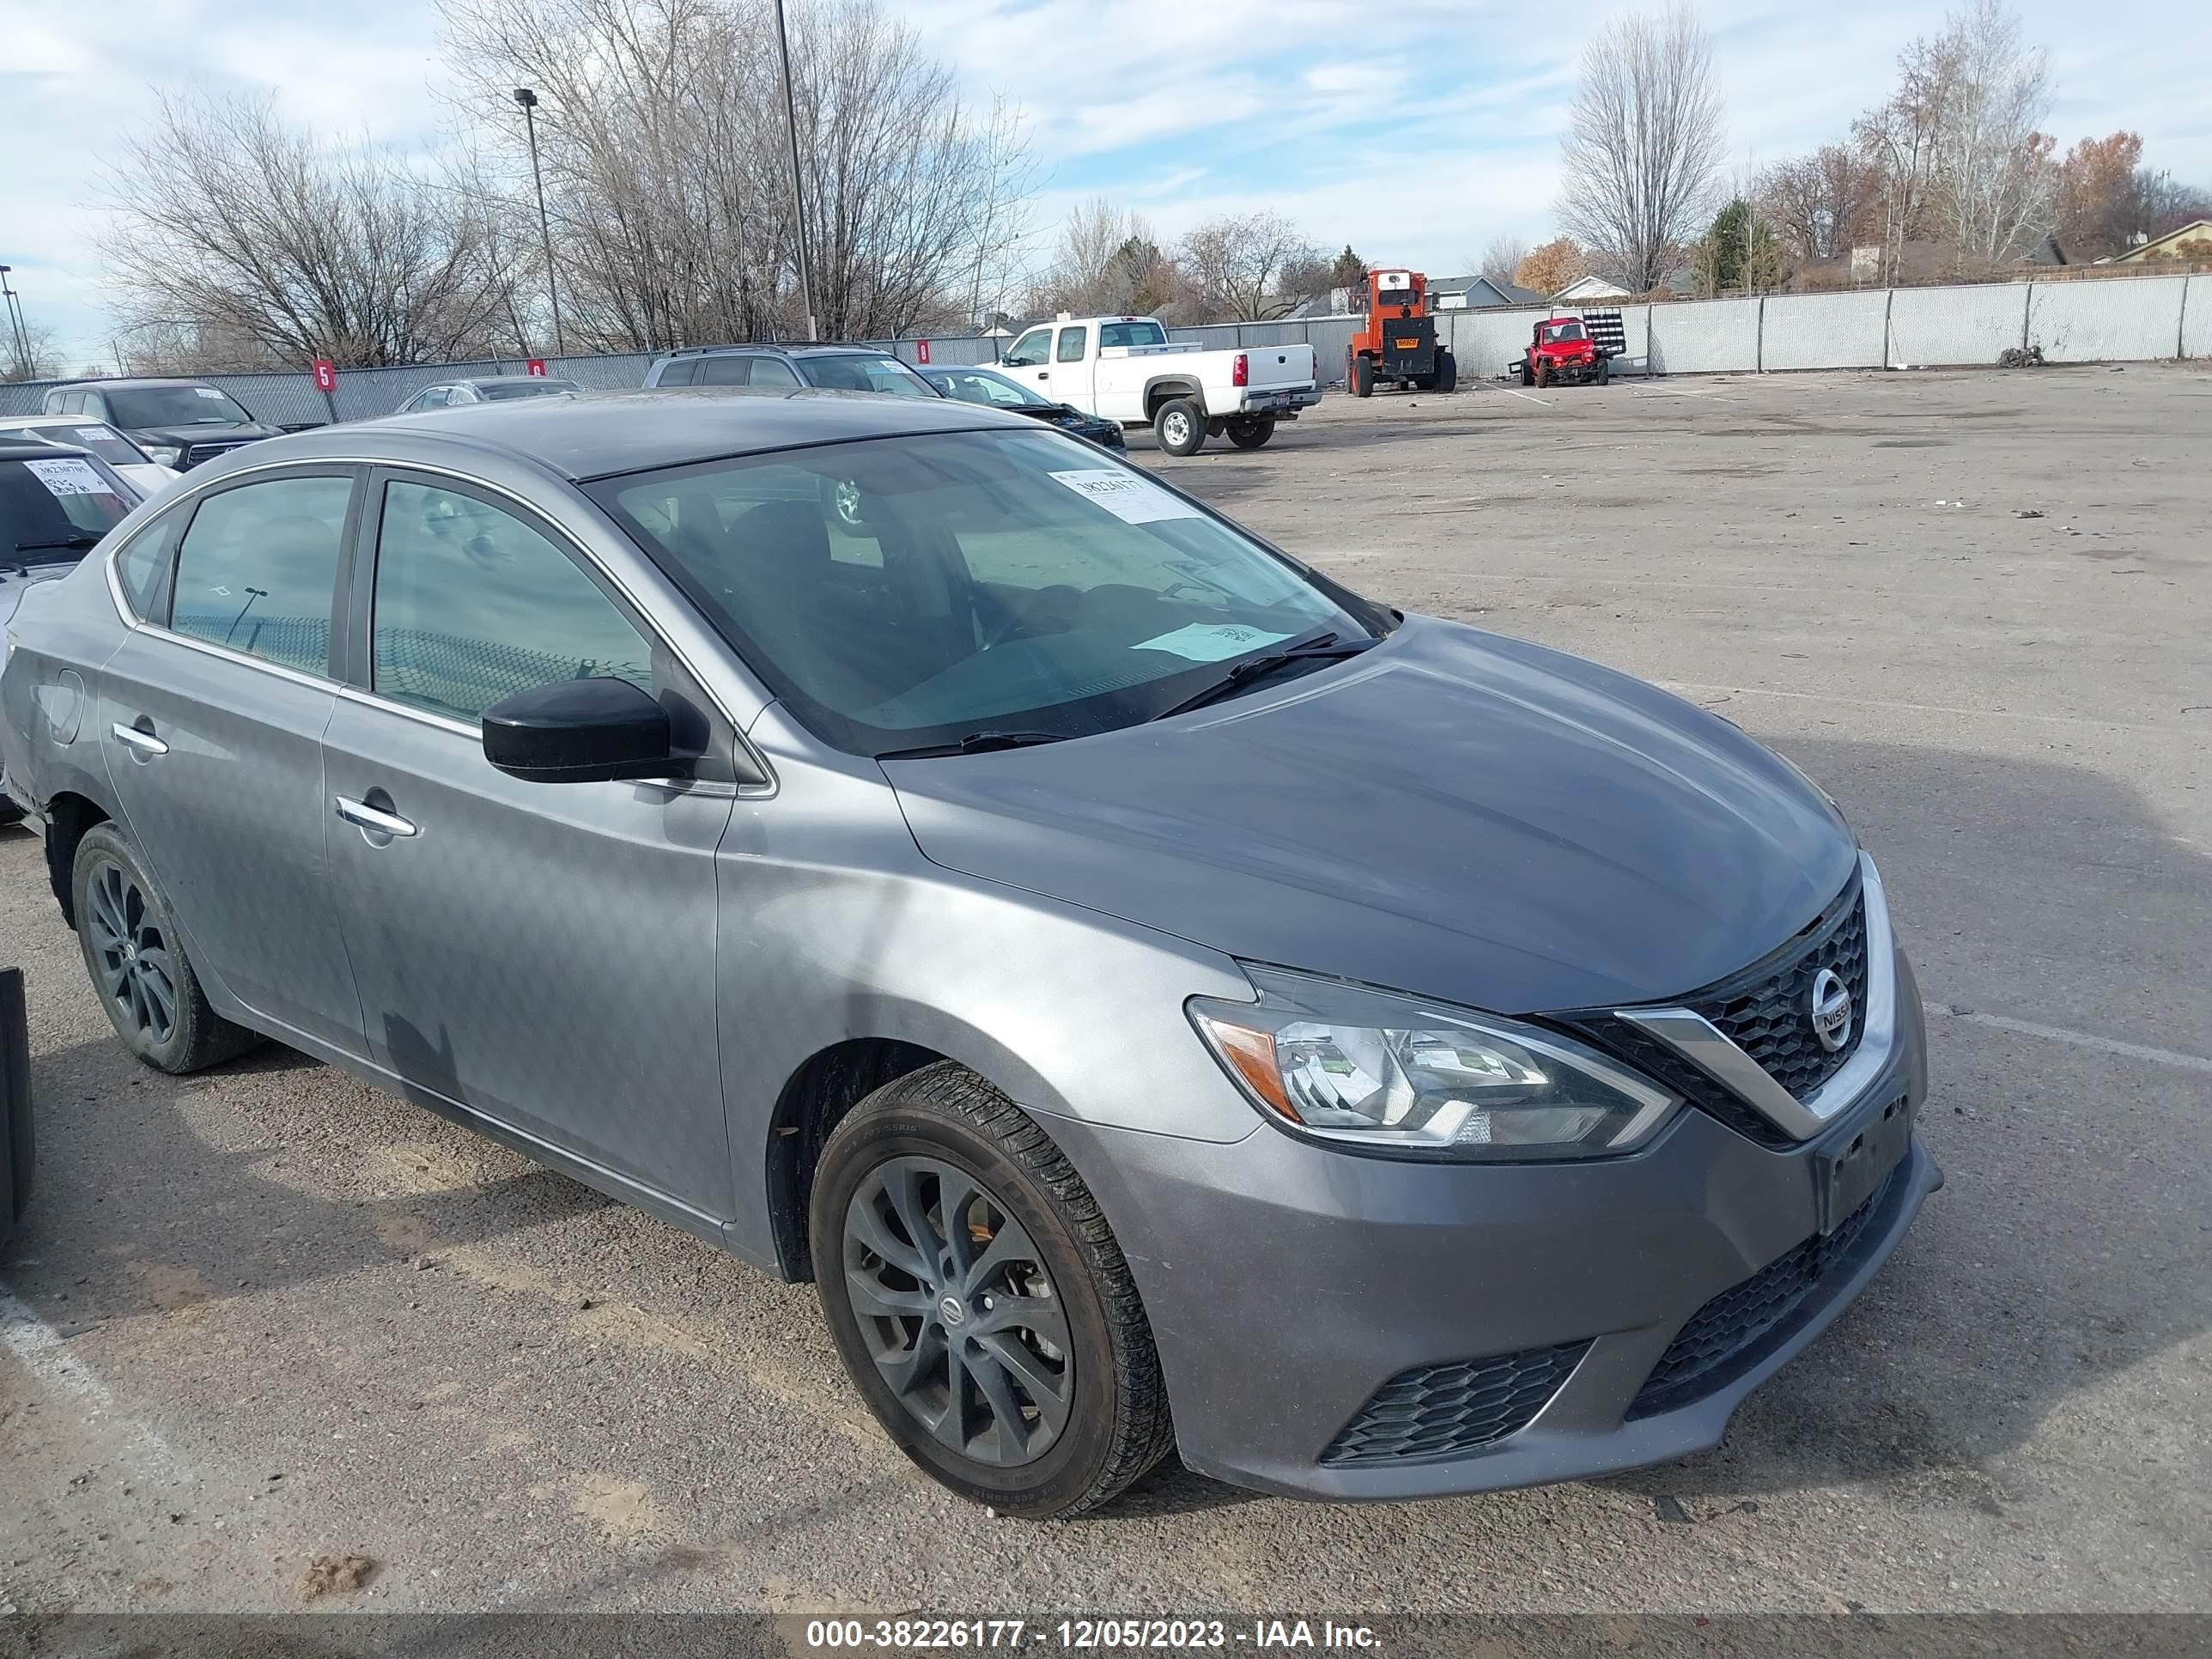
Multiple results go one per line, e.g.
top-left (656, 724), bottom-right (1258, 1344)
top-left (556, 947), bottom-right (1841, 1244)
top-left (45, 377), bottom-right (220, 391)
top-left (252, 387), bottom-right (1029, 483)
top-left (427, 377), bottom-right (580, 392)
top-left (664, 343), bottom-right (897, 360)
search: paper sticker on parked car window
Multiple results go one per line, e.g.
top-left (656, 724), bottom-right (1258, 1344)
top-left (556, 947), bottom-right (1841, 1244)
top-left (195, 386), bottom-right (228, 399)
top-left (1131, 623), bottom-right (1292, 662)
top-left (24, 457), bottom-right (109, 496)
top-left (1048, 469), bottom-right (1198, 526)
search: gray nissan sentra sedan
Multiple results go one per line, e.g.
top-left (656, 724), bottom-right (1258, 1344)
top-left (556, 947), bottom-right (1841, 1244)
top-left (0, 389), bottom-right (1937, 1518)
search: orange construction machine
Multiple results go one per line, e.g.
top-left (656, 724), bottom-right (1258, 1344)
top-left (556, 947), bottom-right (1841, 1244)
top-left (1346, 269), bottom-right (1458, 397)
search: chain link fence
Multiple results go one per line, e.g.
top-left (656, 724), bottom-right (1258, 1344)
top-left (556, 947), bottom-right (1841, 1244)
top-left (3, 274), bottom-right (2204, 425)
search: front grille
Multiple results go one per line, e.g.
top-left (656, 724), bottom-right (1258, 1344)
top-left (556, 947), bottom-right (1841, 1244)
top-left (1320, 1341), bottom-right (1589, 1467)
top-left (1688, 877), bottom-right (1869, 1099)
top-left (1627, 1162), bottom-right (1905, 1419)
top-left (182, 441), bottom-right (245, 468)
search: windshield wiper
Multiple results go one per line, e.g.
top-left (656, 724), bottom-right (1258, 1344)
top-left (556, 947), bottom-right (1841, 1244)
top-left (874, 729), bottom-right (1074, 761)
top-left (1152, 632), bottom-right (1378, 720)
top-left (12, 532), bottom-right (106, 554)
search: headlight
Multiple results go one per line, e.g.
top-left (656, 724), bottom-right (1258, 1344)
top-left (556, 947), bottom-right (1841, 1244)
top-left (143, 447), bottom-right (182, 466)
top-left (1188, 968), bottom-right (1679, 1161)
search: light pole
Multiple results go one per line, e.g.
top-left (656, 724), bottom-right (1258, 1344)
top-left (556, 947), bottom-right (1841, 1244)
top-left (0, 266), bottom-right (32, 377)
top-left (512, 88), bottom-right (566, 356)
top-left (771, 0), bottom-right (820, 341)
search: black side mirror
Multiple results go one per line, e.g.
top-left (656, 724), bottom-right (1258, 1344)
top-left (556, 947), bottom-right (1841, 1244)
top-left (482, 677), bottom-right (678, 783)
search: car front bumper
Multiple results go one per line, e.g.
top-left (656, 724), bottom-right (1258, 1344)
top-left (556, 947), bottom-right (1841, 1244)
top-left (1036, 948), bottom-right (1936, 1501)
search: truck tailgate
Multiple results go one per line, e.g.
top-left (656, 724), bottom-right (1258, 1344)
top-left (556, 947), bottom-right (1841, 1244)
top-left (1242, 344), bottom-right (1316, 391)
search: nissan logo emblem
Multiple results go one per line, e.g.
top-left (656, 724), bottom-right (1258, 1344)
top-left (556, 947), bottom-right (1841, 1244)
top-left (1809, 968), bottom-right (1854, 1053)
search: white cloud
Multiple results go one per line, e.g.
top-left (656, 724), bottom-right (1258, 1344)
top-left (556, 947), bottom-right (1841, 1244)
top-left (3, 0), bottom-right (2209, 362)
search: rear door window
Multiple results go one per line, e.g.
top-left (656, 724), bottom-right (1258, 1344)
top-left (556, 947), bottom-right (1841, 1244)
top-left (169, 474), bottom-right (355, 675)
top-left (655, 359), bottom-right (699, 386)
top-left (697, 356), bottom-right (753, 386)
top-left (1055, 327), bottom-right (1088, 363)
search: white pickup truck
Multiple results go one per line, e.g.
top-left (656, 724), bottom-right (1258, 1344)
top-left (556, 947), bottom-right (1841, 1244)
top-left (993, 314), bottom-right (1320, 456)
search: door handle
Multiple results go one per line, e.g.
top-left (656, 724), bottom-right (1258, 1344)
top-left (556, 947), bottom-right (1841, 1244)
top-left (112, 721), bottom-right (167, 757)
top-left (334, 795), bottom-right (418, 838)
top-left (1036, 371), bottom-right (1048, 380)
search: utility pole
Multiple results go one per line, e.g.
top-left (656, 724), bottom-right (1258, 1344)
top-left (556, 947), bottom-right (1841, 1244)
top-left (0, 266), bottom-right (31, 376)
top-left (772, 0), bottom-right (820, 342)
top-left (512, 88), bottom-right (566, 356)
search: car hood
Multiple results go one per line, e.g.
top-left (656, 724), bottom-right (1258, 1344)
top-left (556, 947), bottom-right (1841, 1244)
top-left (884, 615), bottom-right (1858, 1015)
top-left (127, 423), bottom-right (283, 448)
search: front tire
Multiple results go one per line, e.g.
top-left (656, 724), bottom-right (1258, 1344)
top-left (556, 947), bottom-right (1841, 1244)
top-left (1596, 356), bottom-right (1611, 386)
top-left (811, 1063), bottom-right (1174, 1519)
top-left (71, 824), bottom-right (260, 1074)
top-left (1225, 416), bottom-right (1276, 450)
top-left (1152, 398), bottom-right (1206, 457)
top-left (1351, 356), bottom-right (1374, 398)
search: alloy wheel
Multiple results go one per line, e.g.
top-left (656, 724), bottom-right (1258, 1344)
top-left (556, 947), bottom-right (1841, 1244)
top-left (842, 1155), bottom-right (1073, 1468)
top-left (85, 858), bottom-right (178, 1045)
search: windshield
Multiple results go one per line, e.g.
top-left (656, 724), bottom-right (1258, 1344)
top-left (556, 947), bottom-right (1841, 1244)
top-left (1, 456), bottom-right (134, 563)
top-left (590, 428), bottom-right (1373, 756)
top-left (801, 354), bottom-right (939, 398)
top-left (479, 379), bottom-right (580, 399)
top-left (1544, 321), bottom-right (1587, 343)
top-left (0, 422), bottom-right (146, 465)
top-left (106, 386), bottom-right (255, 428)
top-left (929, 369), bottom-right (1048, 410)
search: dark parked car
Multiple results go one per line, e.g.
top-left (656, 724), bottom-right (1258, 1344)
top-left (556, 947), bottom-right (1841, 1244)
top-left (0, 392), bottom-right (1935, 1520)
top-left (0, 441), bottom-right (140, 823)
top-left (921, 365), bottom-right (1126, 448)
top-left (644, 343), bottom-right (940, 398)
top-left (40, 379), bottom-right (285, 471)
top-left (394, 376), bottom-right (584, 414)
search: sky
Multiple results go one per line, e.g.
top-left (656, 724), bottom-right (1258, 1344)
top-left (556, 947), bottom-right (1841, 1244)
top-left (4, 0), bottom-right (2209, 367)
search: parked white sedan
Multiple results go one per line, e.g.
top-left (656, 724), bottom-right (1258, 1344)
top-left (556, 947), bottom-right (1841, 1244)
top-left (0, 415), bottom-right (181, 501)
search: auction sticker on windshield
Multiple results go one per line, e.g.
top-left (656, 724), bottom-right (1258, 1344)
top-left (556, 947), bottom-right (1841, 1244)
top-left (1049, 469), bottom-right (1199, 526)
top-left (1132, 623), bottom-right (1293, 663)
top-left (23, 457), bottom-right (109, 496)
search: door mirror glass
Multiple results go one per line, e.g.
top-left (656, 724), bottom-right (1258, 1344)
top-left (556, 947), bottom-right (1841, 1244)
top-left (481, 677), bottom-right (676, 782)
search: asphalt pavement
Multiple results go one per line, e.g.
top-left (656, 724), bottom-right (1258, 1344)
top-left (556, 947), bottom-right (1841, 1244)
top-left (2, 364), bottom-right (2207, 1621)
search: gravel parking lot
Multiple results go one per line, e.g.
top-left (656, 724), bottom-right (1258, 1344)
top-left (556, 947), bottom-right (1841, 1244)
top-left (3, 365), bottom-right (2208, 1621)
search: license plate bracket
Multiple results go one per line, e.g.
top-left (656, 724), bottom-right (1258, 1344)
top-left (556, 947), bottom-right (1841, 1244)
top-left (1812, 1094), bottom-right (1911, 1235)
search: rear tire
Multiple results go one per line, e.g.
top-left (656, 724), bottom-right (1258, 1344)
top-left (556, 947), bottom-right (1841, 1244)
top-left (1225, 416), bottom-right (1276, 450)
top-left (1351, 356), bottom-right (1374, 398)
top-left (1434, 349), bottom-right (1457, 393)
top-left (811, 1063), bottom-right (1175, 1519)
top-left (1520, 359), bottom-right (1534, 387)
top-left (70, 824), bottom-right (261, 1075)
top-left (1152, 398), bottom-right (1206, 457)
top-left (1596, 357), bottom-right (1611, 386)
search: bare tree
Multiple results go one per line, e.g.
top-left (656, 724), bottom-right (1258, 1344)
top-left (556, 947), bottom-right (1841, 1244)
top-left (1478, 235), bottom-right (1529, 287)
top-left (1557, 4), bottom-right (1725, 293)
top-left (1039, 198), bottom-right (1158, 315)
top-left (1760, 144), bottom-right (1881, 264)
top-left (1853, 29), bottom-right (1958, 282)
top-left (100, 90), bottom-right (530, 368)
top-left (3, 320), bottom-right (64, 383)
top-left (440, 0), bottom-right (1031, 349)
top-left (1176, 214), bottom-right (1322, 321)
top-left (1929, 0), bottom-right (2054, 272)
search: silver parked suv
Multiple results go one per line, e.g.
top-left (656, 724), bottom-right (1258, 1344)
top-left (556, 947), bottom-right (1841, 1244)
top-left (0, 389), bottom-right (1936, 1517)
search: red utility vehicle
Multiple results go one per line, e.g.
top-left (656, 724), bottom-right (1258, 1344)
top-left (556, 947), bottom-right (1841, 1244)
top-left (1346, 270), bottom-right (1457, 397)
top-left (1522, 315), bottom-right (1610, 387)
